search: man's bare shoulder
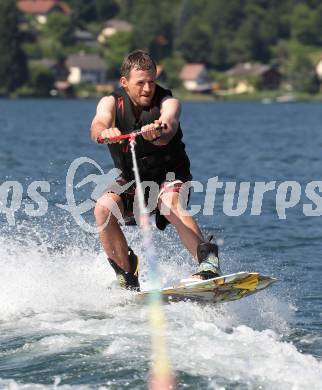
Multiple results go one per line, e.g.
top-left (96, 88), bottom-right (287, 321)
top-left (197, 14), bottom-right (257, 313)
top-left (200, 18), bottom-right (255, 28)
top-left (161, 95), bottom-right (181, 107)
top-left (91, 95), bottom-right (116, 134)
top-left (161, 96), bottom-right (181, 116)
top-left (96, 95), bottom-right (115, 114)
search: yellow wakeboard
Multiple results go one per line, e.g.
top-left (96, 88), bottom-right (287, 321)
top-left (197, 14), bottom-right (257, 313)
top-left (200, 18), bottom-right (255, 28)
top-left (138, 272), bottom-right (276, 304)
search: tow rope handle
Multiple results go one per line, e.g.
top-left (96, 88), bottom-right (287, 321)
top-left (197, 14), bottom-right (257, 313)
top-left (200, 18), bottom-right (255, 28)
top-left (96, 123), bottom-right (167, 144)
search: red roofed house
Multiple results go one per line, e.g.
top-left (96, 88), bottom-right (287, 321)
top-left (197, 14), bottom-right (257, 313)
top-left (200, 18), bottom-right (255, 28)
top-left (179, 64), bottom-right (212, 93)
top-left (17, 1), bottom-right (71, 24)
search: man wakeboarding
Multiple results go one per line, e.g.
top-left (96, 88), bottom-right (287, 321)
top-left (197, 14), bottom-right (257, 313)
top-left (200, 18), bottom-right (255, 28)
top-left (90, 50), bottom-right (220, 291)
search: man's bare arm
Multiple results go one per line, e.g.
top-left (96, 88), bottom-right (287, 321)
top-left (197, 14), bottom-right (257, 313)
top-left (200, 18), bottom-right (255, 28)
top-left (90, 96), bottom-right (117, 142)
top-left (157, 96), bottom-right (181, 145)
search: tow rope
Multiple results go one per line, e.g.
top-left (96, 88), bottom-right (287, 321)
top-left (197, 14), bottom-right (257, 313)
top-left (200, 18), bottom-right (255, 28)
top-left (129, 128), bottom-right (175, 390)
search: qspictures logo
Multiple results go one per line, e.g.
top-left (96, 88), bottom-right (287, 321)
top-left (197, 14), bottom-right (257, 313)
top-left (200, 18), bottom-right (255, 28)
top-left (0, 157), bottom-right (321, 232)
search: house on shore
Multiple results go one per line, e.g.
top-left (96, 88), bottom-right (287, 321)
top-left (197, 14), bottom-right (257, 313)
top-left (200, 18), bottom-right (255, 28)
top-left (32, 58), bottom-right (69, 80)
top-left (17, 0), bottom-right (71, 24)
top-left (73, 29), bottom-right (97, 47)
top-left (97, 19), bottom-right (133, 43)
top-left (30, 58), bottom-right (71, 94)
top-left (225, 63), bottom-right (281, 93)
top-left (66, 53), bottom-right (107, 85)
top-left (179, 64), bottom-right (212, 93)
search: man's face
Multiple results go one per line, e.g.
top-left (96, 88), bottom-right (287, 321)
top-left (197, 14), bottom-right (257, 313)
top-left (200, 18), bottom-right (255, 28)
top-left (120, 68), bottom-right (156, 107)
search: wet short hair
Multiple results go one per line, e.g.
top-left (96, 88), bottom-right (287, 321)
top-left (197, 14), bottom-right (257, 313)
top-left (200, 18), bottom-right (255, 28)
top-left (121, 50), bottom-right (157, 78)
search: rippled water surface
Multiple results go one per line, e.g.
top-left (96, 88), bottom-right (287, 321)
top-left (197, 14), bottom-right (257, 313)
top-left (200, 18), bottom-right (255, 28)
top-left (0, 99), bottom-right (321, 389)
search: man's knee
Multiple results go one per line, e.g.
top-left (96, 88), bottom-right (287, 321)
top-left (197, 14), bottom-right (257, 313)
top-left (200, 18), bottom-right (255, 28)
top-left (160, 190), bottom-right (181, 204)
top-left (94, 193), bottom-right (124, 222)
top-left (158, 192), bottom-right (180, 216)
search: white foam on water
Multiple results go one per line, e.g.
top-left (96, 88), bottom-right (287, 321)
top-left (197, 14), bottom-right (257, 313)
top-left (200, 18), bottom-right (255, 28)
top-left (164, 303), bottom-right (322, 389)
top-left (22, 335), bottom-right (81, 354)
top-left (0, 378), bottom-right (109, 390)
top-left (0, 236), bottom-right (124, 320)
top-left (102, 337), bottom-right (138, 356)
top-left (0, 232), bottom-right (321, 389)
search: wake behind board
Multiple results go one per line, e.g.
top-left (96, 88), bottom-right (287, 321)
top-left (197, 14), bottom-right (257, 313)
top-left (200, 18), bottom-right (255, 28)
top-left (138, 272), bottom-right (276, 304)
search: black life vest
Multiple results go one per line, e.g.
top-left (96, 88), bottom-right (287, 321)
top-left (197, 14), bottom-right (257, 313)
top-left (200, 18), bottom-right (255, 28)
top-left (108, 84), bottom-right (190, 182)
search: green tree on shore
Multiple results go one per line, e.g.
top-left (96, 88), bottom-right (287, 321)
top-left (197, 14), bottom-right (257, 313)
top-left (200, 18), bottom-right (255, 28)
top-left (104, 32), bottom-right (132, 78)
top-left (43, 12), bottom-right (75, 47)
top-left (0, 0), bottom-right (28, 94)
top-left (64, 0), bottom-right (118, 23)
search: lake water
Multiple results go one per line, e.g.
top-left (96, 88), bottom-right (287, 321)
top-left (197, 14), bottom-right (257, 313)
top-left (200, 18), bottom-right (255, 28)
top-left (0, 99), bottom-right (321, 389)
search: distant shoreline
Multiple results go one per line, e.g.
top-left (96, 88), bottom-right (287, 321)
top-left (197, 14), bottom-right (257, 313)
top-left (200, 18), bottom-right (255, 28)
top-left (3, 90), bottom-right (322, 102)
top-left (173, 90), bottom-right (322, 103)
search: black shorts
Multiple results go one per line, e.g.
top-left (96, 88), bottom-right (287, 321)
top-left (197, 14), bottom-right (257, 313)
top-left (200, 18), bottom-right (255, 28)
top-left (107, 169), bottom-right (192, 230)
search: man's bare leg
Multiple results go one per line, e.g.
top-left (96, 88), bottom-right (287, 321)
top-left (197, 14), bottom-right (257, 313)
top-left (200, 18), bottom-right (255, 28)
top-left (158, 192), bottom-right (204, 259)
top-left (158, 191), bottom-right (220, 279)
top-left (94, 192), bottom-right (131, 272)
